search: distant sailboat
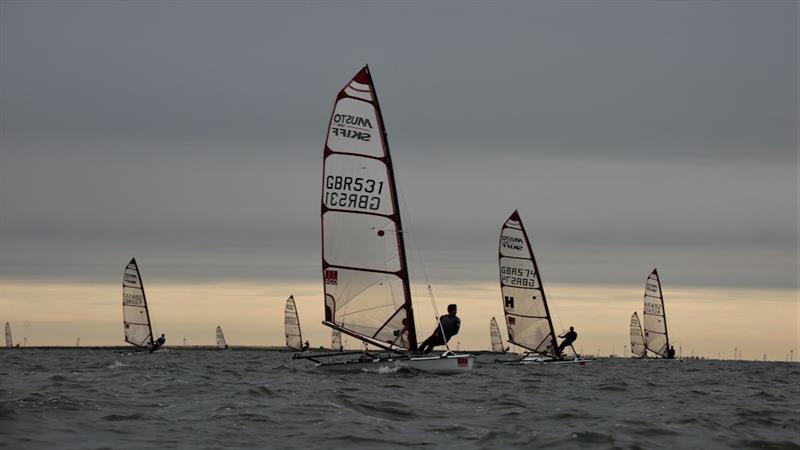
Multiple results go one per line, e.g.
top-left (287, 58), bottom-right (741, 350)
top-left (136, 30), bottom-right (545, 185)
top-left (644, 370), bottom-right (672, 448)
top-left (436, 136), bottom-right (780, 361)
top-left (642, 268), bottom-right (670, 358)
top-left (216, 325), bottom-right (228, 349)
top-left (285, 295), bottom-right (306, 351)
top-left (499, 210), bottom-right (588, 365)
top-left (630, 312), bottom-right (646, 358)
top-left (5, 322), bottom-right (12, 348)
top-left (331, 329), bottom-right (343, 351)
top-left (298, 66), bottom-right (473, 373)
top-left (122, 258), bottom-right (155, 350)
top-left (489, 317), bottom-right (506, 353)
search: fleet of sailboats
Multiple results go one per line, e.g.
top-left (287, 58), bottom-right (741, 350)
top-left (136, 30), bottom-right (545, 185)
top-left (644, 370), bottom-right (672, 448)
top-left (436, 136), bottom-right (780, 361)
top-left (2, 66), bottom-right (694, 370)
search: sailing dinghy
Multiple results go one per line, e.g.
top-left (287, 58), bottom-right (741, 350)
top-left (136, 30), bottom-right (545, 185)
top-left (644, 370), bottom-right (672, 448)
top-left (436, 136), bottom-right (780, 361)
top-left (216, 325), bottom-right (228, 349)
top-left (295, 66), bottom-right (473, 374)
top-left (630, 312), bottom-right (646, 358)
top-left (122, 258), bottom-right (157, 351)
top-left (5, 322), bottom-right (12, 348)
top-left (642, 269), bottom-right (672, 358)
top-left (285, 296), bottom-right (307, 351)
top-left (489, 317), bottom-right (507, 353)
top-left (498, 211), bottom-right (589, 365)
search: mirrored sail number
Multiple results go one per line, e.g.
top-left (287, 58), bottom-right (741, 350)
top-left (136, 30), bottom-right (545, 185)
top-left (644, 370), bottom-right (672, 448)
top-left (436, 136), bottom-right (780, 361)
top-left (325, 175), bottom-right (385, 211)
top-left (500, 265), bottom-right (538, 288)
top-left (123, 292), bottom-right (144, 306)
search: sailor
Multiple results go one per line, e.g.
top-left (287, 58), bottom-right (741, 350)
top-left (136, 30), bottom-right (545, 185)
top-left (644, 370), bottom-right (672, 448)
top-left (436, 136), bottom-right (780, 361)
top-left (418, 304), bottom-right (460, 354)
top-left (667, 345), bottom-right (676, 359)
top-left (557, 327), bottom-right (578, 355)
top-left (302, 340), bottom-right (310, 351)
top-left (150, 334), bottom-right (166, 352)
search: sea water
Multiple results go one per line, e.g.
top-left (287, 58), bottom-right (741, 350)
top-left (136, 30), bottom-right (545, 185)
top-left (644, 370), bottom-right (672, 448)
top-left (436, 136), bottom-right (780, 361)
top-left (1, 349), bottom-right (797, 449)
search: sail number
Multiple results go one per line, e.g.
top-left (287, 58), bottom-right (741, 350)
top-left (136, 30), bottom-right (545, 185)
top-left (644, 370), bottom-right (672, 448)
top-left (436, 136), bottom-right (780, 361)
top-left (500, 266), bottom-right (537, 287)
top-left (644, 303), bottom-right (662, 315)
top-left (123, 293), bottom-right (144, 306)
top-left (325, 176), bottom-right (385, 211)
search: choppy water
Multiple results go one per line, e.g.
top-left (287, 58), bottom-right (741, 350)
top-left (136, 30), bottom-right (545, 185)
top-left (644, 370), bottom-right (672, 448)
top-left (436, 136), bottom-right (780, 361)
top-left (1, 349), bottom-right (798, 449)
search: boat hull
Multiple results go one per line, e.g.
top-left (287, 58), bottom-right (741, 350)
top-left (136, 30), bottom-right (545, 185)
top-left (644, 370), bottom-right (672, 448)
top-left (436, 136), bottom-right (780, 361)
top-left (316, 353), bottom-right (474, 374)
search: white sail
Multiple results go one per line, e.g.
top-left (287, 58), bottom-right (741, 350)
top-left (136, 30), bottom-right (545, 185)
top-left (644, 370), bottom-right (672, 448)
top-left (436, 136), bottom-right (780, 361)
top-left (122, 258), bottom-right (154, 348)
top-left (489, 317), bottom-right (505, 352)
top-left (498, 210), bottom-right (560, 357)
top-left (643, 268), bottom-right (669, 358)
top-left (216, 325), bottom-right (227, 349)
top-left (321, 66), bottom-right (417, 352)
top-left (331, 329), bottom-right (343, 351)
top-left (4, 322), bottom-right (12, 348)
top-left (285, 295), bottom-right (304, 350)
top-left (630, 312), bottom-right (646, 358)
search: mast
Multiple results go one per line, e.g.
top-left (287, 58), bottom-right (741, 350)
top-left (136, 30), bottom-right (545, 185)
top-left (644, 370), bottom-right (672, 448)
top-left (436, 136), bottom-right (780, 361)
top-left (320, 66), bottom-right (417, 352)
top-left (498, 210), bottom-right (560, 357)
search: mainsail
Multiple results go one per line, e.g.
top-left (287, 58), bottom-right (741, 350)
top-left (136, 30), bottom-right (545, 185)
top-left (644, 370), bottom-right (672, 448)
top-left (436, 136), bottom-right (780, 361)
top-left (630, 311), bottom-right (646, 358)
top-left (216, 325), bottom-right (227, 349)
top-left (498, 210), bottom-right (560, 357)
top-left (321, 66), bottom-right (418, 352)
top-left (4, 322), bottom-right (12, 348)
top-left (331, 329), bottom-right (343, 351)
top-left (122, 258), bottom-right (154, 348)
top-left (285, 295), bottom-right (304, 350)
top-left (489, 317), bottom-right (505, 352)
top-left (643, 268), bottom-right (669, 358)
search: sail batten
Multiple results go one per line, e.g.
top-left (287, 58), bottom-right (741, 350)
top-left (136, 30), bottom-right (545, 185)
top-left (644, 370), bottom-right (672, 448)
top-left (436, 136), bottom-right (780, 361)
top-left (122, 258), bottom-right (154, 348)
top-left (643, 268), bottom-right (669, 358)
top-left (498, 210), bottom-right (560, 357)
top-left (321, 66), bottom-right (417, 352)
top-left (630, 312), bottom-right (646, 358)
top-left (285, 296), bottom-right (304, 350)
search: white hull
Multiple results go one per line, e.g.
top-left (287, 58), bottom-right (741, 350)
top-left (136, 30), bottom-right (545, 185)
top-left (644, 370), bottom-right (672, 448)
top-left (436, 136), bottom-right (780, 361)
top-left (506, 355), bottom-right (591, 365)
top-left (316, 353), bottom-right (474, 374)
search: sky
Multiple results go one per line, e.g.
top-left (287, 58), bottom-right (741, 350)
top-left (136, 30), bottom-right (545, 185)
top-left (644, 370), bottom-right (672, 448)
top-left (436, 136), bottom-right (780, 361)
top-left (0, 1), bottom-right (797, 358)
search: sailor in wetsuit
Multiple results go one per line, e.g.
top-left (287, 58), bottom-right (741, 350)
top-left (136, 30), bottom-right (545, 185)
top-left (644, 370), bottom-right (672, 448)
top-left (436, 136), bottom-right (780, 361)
top-left (418, 304), bottom-right (460, 354)
top-left (150, 334), bottom-right (166, 352)
top-left (557, 327), bottom-right (577, 355)
top-left (666, 345), bottom-right (676, 359)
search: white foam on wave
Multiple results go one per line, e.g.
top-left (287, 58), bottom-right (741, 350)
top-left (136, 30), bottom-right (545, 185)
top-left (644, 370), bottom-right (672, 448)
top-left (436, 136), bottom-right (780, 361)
top-left (108, 361), bottom-right (128, 369)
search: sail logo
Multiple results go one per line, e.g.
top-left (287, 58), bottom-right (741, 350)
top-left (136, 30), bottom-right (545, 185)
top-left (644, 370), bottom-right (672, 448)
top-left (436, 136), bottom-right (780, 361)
top-left (324, 270), bottom-right (338, 285)
top-left (324, 175), bottom-right (385, 211)
top-left (501, 235), bottom-right (524, 251)
top-left (504, 296), bottom-right (515, 309)
top-left (457, 357), bottom-right (469, 368)
top-left (331, 114), bottom-right (372, 142)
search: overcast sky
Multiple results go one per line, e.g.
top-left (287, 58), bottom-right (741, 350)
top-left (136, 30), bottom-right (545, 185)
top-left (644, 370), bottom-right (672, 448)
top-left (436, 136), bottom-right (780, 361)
top-left (1, 1), bottom-right (797, 294)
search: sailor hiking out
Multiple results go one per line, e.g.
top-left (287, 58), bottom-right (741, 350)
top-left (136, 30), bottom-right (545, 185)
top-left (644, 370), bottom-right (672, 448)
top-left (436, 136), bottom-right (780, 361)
top-left (418, 304), bottom-right (460, 354)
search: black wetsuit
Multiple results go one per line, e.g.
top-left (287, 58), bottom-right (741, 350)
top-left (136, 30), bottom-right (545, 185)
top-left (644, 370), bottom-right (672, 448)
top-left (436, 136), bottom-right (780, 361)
top-left (150, 336), bottom-right (165, 352)
top-left (418, 314), bottom-right (460, 354)
top-left (557, 330), bottom-right (577, 353)
top-left (666, 347), bottom-right (676, 359)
